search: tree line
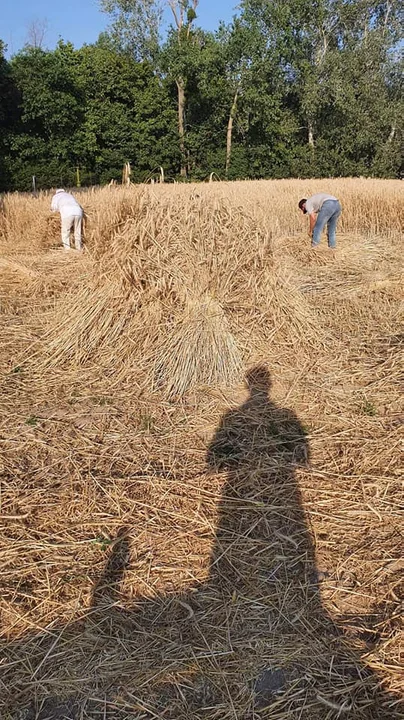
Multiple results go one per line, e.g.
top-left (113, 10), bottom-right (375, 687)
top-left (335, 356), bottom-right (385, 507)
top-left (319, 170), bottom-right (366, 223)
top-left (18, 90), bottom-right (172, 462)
top-left (0, 0), bottom-right (402, 191)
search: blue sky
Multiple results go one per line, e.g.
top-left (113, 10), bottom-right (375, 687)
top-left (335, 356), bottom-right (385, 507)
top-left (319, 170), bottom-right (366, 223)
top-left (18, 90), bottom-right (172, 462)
top-left (3, 0), bottom-right (239, 57)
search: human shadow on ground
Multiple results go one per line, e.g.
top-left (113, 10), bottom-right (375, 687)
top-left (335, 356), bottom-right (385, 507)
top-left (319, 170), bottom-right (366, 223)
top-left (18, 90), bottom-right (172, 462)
top-left (1, 367), bottom-right (402, 719)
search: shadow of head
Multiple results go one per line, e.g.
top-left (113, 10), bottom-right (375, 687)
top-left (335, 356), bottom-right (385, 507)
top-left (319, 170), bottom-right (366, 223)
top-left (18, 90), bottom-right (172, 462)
top-left (245, 364), bottom-right (272, 396)
top-left (207, 365), bottom-right (309, 470)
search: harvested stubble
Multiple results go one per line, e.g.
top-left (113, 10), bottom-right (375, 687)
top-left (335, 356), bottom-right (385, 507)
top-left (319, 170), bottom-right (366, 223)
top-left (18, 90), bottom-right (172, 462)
top-left (0, 179), bottom-right (403, 720)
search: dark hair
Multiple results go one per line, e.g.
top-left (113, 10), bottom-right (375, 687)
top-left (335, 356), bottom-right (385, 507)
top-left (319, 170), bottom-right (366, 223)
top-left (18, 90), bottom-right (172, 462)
top-left (298, 198), bottom-right (307, 213)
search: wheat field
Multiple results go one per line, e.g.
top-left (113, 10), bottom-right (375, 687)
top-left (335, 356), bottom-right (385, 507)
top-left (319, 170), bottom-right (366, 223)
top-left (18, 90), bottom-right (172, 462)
top-left (0, 179), bottom-right (403, 720)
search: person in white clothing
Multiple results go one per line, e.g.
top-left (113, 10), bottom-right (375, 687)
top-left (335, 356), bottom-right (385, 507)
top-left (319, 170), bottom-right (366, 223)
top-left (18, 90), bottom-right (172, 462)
top-left (50, 189), bottom-right (84, 251)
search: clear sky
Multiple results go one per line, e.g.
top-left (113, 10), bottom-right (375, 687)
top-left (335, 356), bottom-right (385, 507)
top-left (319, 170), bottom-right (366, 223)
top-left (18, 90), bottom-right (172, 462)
top-left (3, 0), bottom-right (239, 57)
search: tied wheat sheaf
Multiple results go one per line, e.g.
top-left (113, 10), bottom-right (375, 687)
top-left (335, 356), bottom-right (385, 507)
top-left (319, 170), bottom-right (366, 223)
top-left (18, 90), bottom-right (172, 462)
top-left (0, 179), bottom-right (403, 720)
top-left (36, 189), bottom-right (274, 394)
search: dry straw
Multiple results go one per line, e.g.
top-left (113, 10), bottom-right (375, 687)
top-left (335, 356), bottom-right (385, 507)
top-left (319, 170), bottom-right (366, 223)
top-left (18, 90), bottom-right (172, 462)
top-left (33, 188), bottom-right (278, 394)
top-left (152, 293), bottom-right (243, 397)
top-left (0, 178), bottom-right (403, 720)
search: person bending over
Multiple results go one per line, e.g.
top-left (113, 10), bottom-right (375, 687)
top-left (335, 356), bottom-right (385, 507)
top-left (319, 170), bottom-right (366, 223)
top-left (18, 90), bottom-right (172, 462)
top-left (51, 188), bottom-right (84, 251)
top-left (298, 193), bottom-right (341, 249)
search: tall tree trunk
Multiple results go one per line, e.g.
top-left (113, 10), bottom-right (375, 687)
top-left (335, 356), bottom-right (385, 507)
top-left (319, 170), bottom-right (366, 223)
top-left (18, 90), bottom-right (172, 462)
top-left (308, 120), bottom-right (315, 148)
top-left (226, 84), bottom-right (241, 178)
top-left (169, 2), bottom-right (199, 178)
top-left (387, 124), bottom-right (396, 143)
top-left (176, 77), bottom-right (187, 177)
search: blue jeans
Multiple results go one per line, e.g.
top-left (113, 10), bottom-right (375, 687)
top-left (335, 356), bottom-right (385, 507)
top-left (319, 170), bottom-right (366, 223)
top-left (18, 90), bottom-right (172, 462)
top-left (312, 200), bottom-right (341, 248)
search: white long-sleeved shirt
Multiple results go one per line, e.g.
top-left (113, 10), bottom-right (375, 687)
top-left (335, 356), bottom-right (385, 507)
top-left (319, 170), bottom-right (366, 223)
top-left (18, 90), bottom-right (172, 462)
top-left (51, 190), bottom-right (83, 219)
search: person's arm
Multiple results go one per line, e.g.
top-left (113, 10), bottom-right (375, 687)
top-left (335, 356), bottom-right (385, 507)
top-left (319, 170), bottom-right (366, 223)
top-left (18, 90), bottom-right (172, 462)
top-left (50, 196), bottom-right (58, 212)
top-left (308, 212), bottom-right (316, 237)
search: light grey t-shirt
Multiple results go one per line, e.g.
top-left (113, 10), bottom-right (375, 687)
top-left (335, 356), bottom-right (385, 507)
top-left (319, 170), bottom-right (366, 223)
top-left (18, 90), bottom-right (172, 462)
top-left (305, 193), bottom-right (338, 214)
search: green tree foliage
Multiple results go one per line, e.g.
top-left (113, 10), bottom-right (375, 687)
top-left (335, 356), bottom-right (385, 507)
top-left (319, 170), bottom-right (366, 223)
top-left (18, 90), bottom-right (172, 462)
top-left (9, 42), bottom-right (84, 189)
top-left (98, 0), bottom-right (162, 61)
top-left (75, 43), bottom-right (177, 182)
top-left (0, 41), bottom-right (18, 190)
top-left (238, 0), bottom-right (403, 176)
top-left (0, 0), bottom-right (402, 190)
top-left (2, 40), bottom-right (177, 189)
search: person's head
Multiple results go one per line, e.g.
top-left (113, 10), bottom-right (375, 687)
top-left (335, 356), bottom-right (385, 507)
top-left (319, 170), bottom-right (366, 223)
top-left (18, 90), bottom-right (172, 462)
top-left (56, 188), bottom-right (65, 194)
top-left (298, 198), bottom-right (307, 214)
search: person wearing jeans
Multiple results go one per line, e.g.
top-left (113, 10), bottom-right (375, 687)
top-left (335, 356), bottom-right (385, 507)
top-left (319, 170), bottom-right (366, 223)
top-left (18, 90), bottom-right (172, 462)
top-left (298, 193), bottom-right (342, 249)
top-left (51, 189), bottom-right (84, 251)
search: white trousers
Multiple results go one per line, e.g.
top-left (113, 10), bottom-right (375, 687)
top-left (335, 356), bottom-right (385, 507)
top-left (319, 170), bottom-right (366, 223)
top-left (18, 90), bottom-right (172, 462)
top-left (61, 214), bottom-right (83, 250)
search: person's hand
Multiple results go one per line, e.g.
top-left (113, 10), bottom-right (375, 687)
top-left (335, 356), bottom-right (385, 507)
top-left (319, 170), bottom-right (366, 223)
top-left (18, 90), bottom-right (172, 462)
top-left (308, 232), bottom-right (312, 239)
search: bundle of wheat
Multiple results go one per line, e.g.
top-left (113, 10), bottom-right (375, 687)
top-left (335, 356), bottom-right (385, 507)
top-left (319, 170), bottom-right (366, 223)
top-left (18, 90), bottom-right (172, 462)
top-left (34, 189), bottom-right (280, 395)
top-left (152, 293), bottom-right (243, 397)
